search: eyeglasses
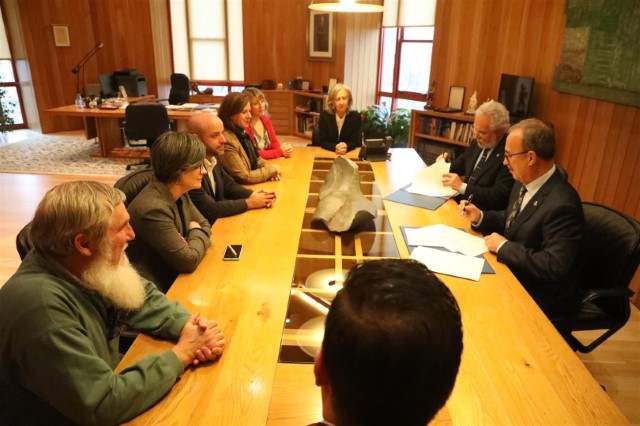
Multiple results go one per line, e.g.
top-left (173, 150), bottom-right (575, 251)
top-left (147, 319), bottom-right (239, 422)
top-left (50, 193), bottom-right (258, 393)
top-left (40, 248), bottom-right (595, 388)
top-left (473, 127), bottom-right (490, 138)
top-left (185, 163), bottom-right (206, 173)
top-left (504, 151), bottom-right (529, 161)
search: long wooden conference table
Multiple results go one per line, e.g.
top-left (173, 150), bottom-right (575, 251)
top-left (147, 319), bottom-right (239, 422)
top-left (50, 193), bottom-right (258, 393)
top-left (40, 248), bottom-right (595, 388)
top-left (46, 103), bottom-right (199, 158)
top-left (117, 147), bottom-right (627, 425)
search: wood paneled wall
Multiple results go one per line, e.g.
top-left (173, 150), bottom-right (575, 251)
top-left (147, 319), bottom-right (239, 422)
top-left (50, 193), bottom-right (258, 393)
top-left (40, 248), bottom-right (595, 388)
top-left (432, 0), bottom-right (640, 302)
top-left (3, 0), bottom-right (164, 133)
top-left (432, 0), bottom-right (640, 220)
top-left (242, 0), bottom-right (346, 92)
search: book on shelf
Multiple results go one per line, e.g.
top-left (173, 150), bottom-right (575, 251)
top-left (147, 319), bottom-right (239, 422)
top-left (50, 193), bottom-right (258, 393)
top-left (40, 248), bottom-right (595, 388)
top-left (296, 115), bottom-right (317, 135)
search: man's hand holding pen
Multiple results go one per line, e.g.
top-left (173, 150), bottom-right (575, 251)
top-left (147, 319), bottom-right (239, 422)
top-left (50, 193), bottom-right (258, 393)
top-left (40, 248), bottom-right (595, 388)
top-left (459, 194), bottom-right (481, 223)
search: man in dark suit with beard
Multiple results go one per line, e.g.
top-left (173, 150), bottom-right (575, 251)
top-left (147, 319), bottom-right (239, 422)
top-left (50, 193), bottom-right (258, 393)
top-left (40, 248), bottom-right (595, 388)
top-left (187, 113), bottom-right (276, 225)
top-left (460, 118), bottom-right (584, 318)
top-left (439, 100), bottom-right (515, 210)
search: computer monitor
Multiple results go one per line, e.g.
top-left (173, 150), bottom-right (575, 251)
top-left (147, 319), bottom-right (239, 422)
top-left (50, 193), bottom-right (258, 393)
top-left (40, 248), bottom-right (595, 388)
top-left (498, 73), bottom-right (535, 123)
top-left (98, 73), bottom-right (117, 98)
top-left (114, 69), bottom-right (147, 97)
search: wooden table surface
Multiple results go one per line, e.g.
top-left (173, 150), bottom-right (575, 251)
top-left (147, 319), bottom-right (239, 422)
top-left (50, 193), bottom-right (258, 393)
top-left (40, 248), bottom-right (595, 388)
top-left (117, 147), bottom-right (627, 425)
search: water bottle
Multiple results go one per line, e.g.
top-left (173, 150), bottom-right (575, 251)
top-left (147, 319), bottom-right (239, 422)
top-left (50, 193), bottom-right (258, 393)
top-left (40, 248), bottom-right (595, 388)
top-left (75, 93), bottom-right (84, 108)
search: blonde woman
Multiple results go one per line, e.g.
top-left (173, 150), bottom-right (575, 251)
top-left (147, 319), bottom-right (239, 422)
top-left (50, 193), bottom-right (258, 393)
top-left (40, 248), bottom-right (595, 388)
top-left (243, 87), bottom-right (292, 159)
top-left (317, 83), bottom-right (361, 155)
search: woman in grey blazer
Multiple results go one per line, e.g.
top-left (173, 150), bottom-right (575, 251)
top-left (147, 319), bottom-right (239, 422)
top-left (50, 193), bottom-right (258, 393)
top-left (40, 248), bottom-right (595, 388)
top-left (126, 132), bottom-right (211, 292)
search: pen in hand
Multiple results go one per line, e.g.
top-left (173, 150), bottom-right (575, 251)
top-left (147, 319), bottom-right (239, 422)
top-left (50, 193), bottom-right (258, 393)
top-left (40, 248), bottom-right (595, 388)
top-left (460, 194), bottom-right (473, 216)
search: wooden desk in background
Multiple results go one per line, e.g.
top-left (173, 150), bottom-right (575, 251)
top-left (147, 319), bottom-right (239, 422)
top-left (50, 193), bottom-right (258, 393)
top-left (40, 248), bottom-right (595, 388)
top-left (117, 148), bottom-right (627, 425)
top-left (46, 104), bottom-right (200, 158)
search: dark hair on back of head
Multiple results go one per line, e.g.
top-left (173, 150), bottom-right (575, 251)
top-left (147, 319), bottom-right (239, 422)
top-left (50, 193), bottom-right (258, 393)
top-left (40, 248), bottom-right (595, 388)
top-left (322, 259), bottom-right (463, 426)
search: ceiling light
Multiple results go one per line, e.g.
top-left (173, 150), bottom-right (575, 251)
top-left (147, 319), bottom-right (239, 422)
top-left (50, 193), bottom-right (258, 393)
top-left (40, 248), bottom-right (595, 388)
top-left (309, 0), bottom-right (384, 13)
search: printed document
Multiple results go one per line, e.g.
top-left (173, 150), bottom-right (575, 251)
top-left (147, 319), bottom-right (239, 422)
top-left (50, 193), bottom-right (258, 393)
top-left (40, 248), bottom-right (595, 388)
top-left (405, 159), bottom-right (457, 197)
top-left (410, 246), bottom-right (484, 281)
top-left (405, 224), bottom-right (488, 257)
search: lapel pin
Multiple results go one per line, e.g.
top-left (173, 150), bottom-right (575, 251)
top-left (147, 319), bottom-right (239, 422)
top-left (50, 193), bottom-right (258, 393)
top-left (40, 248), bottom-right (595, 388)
top-left (534, 201), bottom-right (538, 207)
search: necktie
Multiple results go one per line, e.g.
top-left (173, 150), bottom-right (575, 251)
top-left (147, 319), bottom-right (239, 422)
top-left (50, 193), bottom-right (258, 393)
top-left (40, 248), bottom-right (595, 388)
top-left (468, 149), bottom-right (489, 184)
top-left (506, 185), bottom-right (527, 229)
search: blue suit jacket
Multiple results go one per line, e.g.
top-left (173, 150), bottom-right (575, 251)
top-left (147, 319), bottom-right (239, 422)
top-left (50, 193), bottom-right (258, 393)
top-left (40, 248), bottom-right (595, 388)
top-left (475, 168), bottom-right (584, 316)
top-left (449, 135), bottom-right (514, 210)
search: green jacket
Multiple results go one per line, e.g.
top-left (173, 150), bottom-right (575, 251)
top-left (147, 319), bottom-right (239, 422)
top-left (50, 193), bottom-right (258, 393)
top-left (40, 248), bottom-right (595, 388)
top-left (0, 251), bottom-right (191, 425)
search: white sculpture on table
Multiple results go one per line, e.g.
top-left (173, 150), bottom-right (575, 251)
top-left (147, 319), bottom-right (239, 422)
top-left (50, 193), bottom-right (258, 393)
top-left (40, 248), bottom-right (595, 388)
top-left (466, 91), bottom-right (478, 115)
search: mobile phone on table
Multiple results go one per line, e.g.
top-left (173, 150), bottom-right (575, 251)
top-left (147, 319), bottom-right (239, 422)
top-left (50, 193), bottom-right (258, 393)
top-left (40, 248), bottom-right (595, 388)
top-left (223, 244), bottom-right (243, 261)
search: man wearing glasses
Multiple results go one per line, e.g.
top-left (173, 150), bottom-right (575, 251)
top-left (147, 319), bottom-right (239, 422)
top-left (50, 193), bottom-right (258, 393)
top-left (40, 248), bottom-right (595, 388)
top-left (460, 118), bottom-right (584, 318)
top-left (439, 100), bottom-right (514, 210)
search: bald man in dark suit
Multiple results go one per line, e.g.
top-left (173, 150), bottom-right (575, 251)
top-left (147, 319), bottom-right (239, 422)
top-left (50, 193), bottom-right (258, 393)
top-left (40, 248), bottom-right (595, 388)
top-left (461, 118), bottom-right (583, 318)
top-left (187, 113), bottom-right (276, 225)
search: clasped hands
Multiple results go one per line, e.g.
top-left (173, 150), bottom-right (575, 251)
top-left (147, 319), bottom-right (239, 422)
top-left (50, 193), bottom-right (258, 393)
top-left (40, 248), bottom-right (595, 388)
top-left (247, 189), bottom-right (277, 209)
top-left (270, 164), bottom-right (282, 181)
top-left (281, 143), bottom-right (293, 158)
top-left (458, 199), bottom-right (506, 253)
top-left (335, 142), bottom-right (348, 156)
top-left (173, 312), bottom-right (225, 368)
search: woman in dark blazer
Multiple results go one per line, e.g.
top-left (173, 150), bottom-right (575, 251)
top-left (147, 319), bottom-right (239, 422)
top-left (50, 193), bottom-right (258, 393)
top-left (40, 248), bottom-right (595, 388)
top-left (317, 83), bottom-right (361, 155)
top-left (126, 131), bottom-right (211, 292)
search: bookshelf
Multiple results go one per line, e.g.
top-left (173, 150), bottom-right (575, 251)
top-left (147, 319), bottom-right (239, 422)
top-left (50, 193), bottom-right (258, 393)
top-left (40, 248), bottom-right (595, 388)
top-left (409, 109), bottom-right (475, 165)
top-left (292, 91), bottom-right (327, 139)
top-left (263, 90), bottom-right (327, 139)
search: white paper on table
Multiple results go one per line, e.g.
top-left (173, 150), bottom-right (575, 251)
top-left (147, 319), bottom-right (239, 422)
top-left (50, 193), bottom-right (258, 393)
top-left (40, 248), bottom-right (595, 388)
top-left (405, 159), bottom-right (457, 197)
top-left (406, 224), bottom-right (488, 257)
top-left (410, 246), bottom-right (484, 281)
top-left (166, 103), bottom-right (200, 110)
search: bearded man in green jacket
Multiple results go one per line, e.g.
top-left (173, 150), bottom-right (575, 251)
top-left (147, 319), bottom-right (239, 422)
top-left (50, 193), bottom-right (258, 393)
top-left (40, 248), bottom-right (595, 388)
top-left (0, 181), bottom-right (225, 425)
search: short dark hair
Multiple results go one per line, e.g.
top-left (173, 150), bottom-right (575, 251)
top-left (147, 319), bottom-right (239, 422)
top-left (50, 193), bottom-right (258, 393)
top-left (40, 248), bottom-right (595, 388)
top-left (151, 131), bottom-right (205, 183)
top-left (322, 259), bottom-right (463, 426)
top-left (218, 92), bottom-right (252, 133)
top-left (509, 118), bottom-right (556, 160)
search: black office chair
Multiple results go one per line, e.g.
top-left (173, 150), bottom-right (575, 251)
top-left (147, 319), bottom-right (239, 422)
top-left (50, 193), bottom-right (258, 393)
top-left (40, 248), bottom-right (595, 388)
top-left (552, 202), bottom-right (640, 353)
top-left (16, 222), bottom-right (32, 260)
top-left (308, 125), bottom-right (320, 147)
top-left (168, 73), bottom-right (191, 105)
top-left (114, 169), bottom-right (154, 205)
top-left (124, 103), bottom-right (171, 170)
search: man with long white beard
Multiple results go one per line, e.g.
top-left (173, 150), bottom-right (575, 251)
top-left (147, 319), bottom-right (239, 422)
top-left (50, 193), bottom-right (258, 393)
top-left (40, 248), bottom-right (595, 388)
top-left (0, 181), bottom-right (225, 425)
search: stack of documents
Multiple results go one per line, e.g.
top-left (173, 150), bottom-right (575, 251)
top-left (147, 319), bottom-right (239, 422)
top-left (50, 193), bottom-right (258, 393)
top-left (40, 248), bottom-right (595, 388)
top-left (407, 224), bottom-right (488, 281)
top-left (405, 159), bottom-right (457, 198)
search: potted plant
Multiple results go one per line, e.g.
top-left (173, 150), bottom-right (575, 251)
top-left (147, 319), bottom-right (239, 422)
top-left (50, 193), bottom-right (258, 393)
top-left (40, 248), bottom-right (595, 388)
top-left (0, 88), bottom-right (15, 134)
top-left (360, 104), bottom-right (388, 139)
top-left (387, 108), bottom-right (410, 147)
top-left (360, 104), bottom-right (411, 147)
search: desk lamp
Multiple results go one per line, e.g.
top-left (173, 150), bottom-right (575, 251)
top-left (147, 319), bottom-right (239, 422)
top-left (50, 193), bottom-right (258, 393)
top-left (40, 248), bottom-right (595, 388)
top-left (71, 42), bottom-right (104, 99)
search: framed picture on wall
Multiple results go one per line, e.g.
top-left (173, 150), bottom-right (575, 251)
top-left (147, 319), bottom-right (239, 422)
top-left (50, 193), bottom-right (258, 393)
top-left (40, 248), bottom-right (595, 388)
top-left (52, 25), bottom-right (71, 47)
top-left (307, 10), bottom-right (335, 61)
